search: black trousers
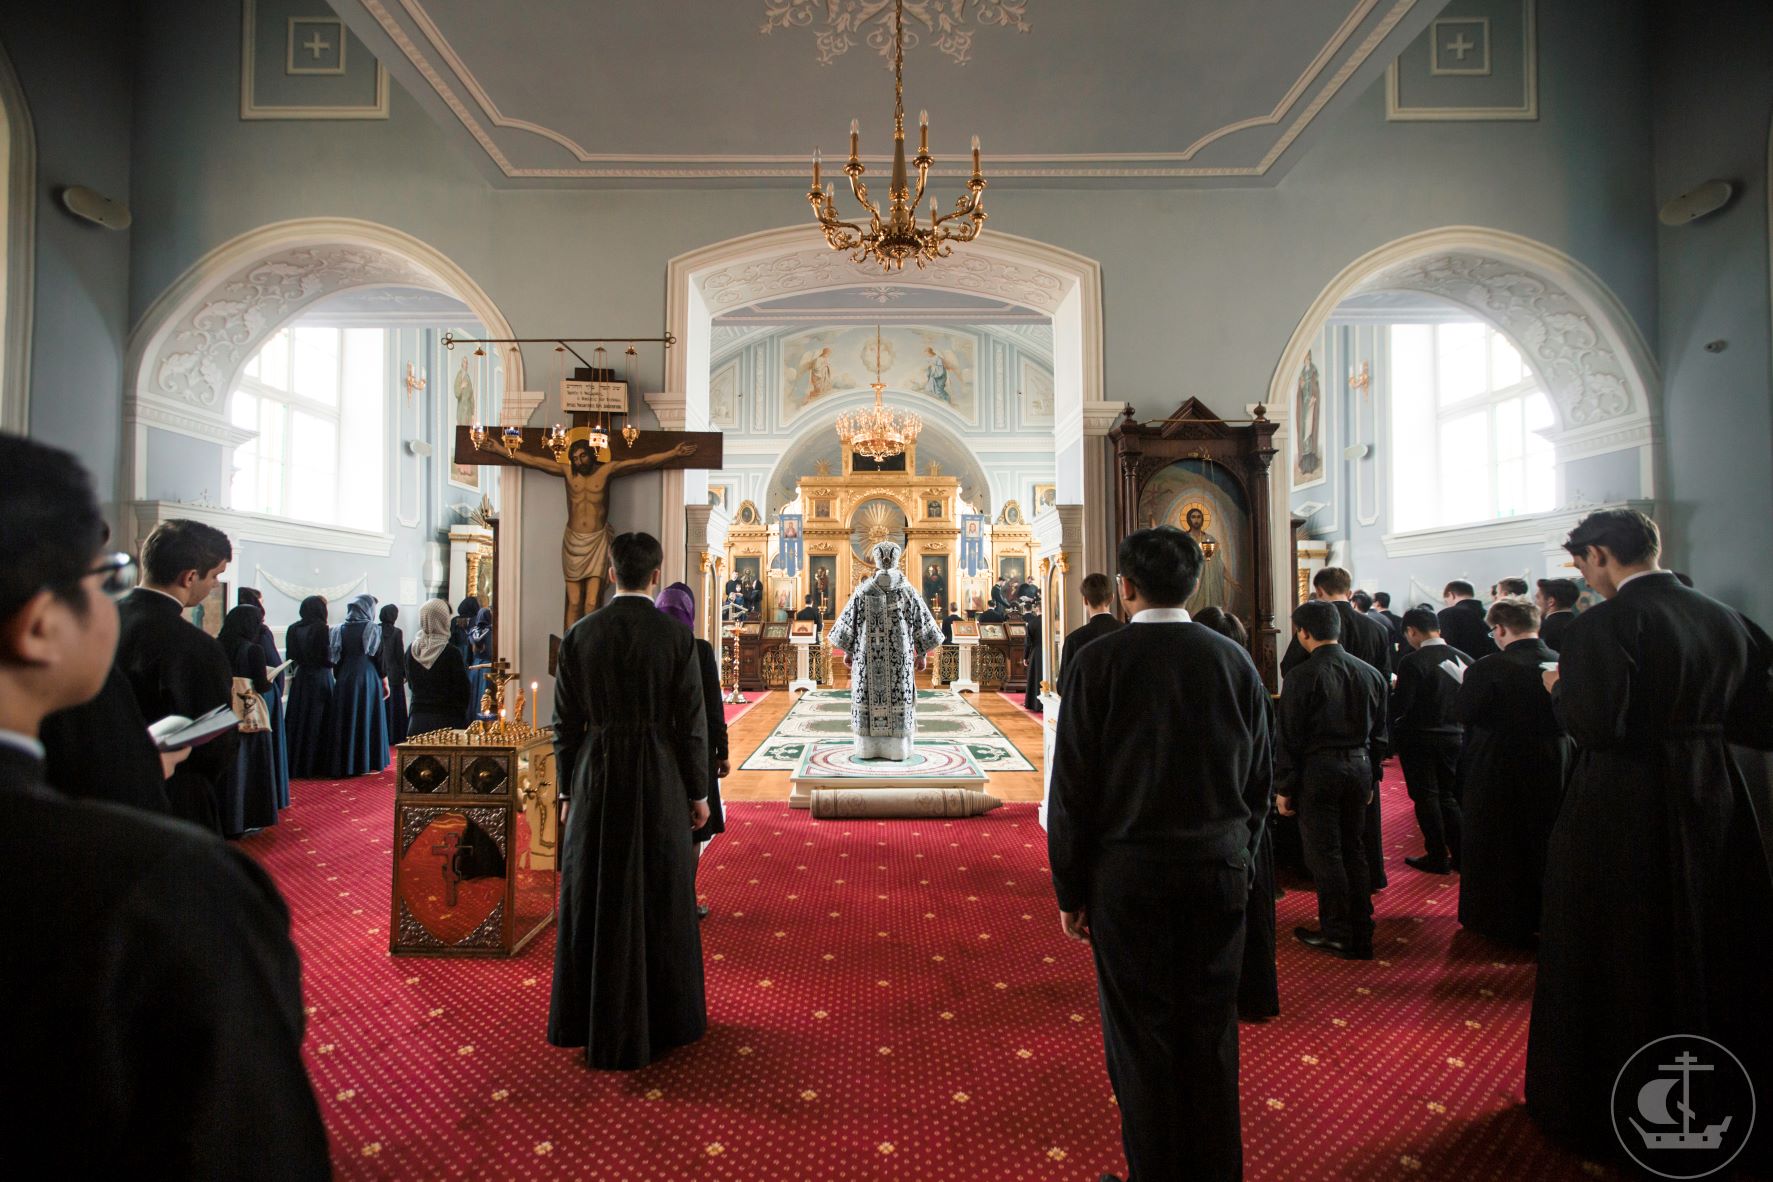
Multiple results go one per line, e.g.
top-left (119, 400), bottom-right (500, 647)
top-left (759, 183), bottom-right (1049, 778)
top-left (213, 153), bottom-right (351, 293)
top-left (1398, 735), bottom-right (1462, 864)
top-left (1090, 855), bottom-right (1249, 1182)
top-left (1298, 749), bottom-right (1375, 947)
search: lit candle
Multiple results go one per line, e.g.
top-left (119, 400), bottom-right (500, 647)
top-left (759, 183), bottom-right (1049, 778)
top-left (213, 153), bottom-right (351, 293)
top-left (918, 109), bottom-right (929, 153)
top-left (971, 134), bottom-right (981, 176)
top-left (812, 147), bottom-right (821, 189)
top-left (849, 118), bottom-right (860, 162)
top-left (530, 681), bottom-right (538, 730)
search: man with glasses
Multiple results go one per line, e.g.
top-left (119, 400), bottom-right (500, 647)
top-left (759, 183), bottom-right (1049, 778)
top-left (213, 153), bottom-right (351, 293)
top-left (0, 434), bottom-right (327, 1176)
top-left (115, 519), bottom-right (236, 833)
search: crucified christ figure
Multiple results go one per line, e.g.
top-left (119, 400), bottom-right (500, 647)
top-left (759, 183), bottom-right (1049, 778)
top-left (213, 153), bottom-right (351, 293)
top-left (505, 437), bottom-right (699, 633)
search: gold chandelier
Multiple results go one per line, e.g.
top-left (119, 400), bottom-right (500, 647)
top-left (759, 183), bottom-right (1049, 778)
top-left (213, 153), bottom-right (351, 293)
top-left (836, 327), bottom-right (922, 462)
top-left (808, 0), bottom-right (987, 271)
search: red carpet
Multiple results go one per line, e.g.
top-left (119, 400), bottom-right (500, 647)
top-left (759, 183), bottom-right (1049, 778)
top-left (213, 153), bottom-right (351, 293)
top-left (723, 691), bottom-right (768, 726)
top-left (242, 767), bottom-right (1621, 1180)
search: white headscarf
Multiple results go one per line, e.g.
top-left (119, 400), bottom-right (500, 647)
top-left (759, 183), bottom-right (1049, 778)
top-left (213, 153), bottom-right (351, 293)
top-left (410, 598), bottom-right (453, 669)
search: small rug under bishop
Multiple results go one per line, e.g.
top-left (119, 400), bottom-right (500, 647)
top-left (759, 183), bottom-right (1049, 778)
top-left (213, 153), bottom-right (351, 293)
top-left (809, 787), bottom-right (1003, 819)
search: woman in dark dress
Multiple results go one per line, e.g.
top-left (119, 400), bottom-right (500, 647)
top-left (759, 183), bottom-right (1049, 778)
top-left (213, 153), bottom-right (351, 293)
top-left (466, 606), bottom-right (494, 719)
top-left (379, 602), bottom-right (409, 745)
top-left (237, 588), bottom-right (290, 806)
top-left (406, 599), bottom-right (473, 735)
top-left (218, 605), bottom-right (282, 836)
top-left (283, 596), bottom-right (335, 779)
top-left (327, 593), bottom-right (390, 777)
top-left (451, 596), bottom-right (479, 667)
top-left (1197, 605), bottom-right (1280, 1020)
top-left (657, 583), bottom-right (727, 919)
top-left (1455, 597), bottom-right (1572, 947)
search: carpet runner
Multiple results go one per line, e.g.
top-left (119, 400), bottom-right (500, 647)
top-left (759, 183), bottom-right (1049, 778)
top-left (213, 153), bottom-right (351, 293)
top-left (740, 688), bottom-right (1035, 773)
top-left (241, 767), bottom-right (1621, 1181)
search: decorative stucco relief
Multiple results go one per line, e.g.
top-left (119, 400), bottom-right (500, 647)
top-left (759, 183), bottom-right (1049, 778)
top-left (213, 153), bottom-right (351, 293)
top-left (1364, 253), bottom-right (1634, 425)
top-left (699, 248), bottom-right (1065, 315)
top-left (760, 0), bottom-right (1031, 66)
top-left (149, 246), bottom-right (438, 409)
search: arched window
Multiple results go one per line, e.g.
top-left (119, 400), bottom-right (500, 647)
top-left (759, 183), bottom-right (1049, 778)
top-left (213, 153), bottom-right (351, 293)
top-left (228, 325), bottom-right (386, 529)
top-left (1389, 321), bottom-right (1555, 531)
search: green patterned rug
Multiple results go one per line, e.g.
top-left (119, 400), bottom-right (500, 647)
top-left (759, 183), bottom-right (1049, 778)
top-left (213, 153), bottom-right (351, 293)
top-left (739, 689), bottom-right (1035, 773)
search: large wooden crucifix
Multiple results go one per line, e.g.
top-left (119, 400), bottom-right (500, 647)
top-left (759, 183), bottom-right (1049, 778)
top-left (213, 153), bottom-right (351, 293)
top-left (453, 399), bottom-right (722, 637)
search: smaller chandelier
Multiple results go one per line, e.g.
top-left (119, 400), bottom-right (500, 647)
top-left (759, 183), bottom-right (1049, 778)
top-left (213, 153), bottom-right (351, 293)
top-left (836, 327), bottom-right (922, 461)
top-left (809, 0), bottom-right (987, 271)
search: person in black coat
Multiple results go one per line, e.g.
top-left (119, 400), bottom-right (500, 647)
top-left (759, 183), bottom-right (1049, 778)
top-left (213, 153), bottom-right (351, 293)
top-left (1022, 598), bottom-right (1044, 712)
top-left (1527, 511), bottom-right (1773, 1166)
top-left (282, 596), bottom-right (334, 779)
top-left (217, 606), bottom-right (281, 837)
top-left (379, 603), bottom-right (408, 745)
top-left (657, 582), bottom-right (729, 922)
top-left (406, 599), bottom-right (473, 735)
top-left (42, 666), bottom-right (173, 815)
top-left (1438, 581), bottom-right (1500, 659)
top-left (794, 594), bottom-right (823, 638)
top-left (114, 520), bottom-right (237, 834)
top-left (0, 434), bottom-right (327, 1177)
top-left (1355, 590), bottom-right (1405, 667)
top-left (1391, 608), bottom-right (1473, 874)
top-left (1373, 592), bottom-right (1408, 664)
top-left (236, 588), bottom-right (289, 808)
top-left (1277, 600), bottom-right (1388, 962)
top-left (1282, 567), bottom-right (1392, 889)
top-left (1533, 577), bottom-right (1579, 653)
top-left (327, 594), bottom-right (390, 777)
top-left (1454, 597), bottom-right (1570, 946)
top-left (1049, 528), bottom-right (1272, 1182)
top-left (1056, 573), bottom-right (1123, 696)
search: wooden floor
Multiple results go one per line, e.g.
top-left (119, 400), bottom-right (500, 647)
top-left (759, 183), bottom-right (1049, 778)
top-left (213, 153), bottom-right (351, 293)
top-left (720, 679), bottom-right (1048, 803)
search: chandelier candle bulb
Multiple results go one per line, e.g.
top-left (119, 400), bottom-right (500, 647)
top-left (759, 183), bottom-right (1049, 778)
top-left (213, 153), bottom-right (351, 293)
top-left (850, 118), bottom-right (860, 161)
top-left (530, 682), bottom-right (538, 730)
top-left (919, 109), bottom-right (929, 152)
top-left (813, 148), bottom-right (821, 189)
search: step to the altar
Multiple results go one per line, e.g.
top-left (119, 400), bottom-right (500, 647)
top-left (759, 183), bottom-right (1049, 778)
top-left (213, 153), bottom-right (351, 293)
top-left (787, 737), bottom-right (988, 808)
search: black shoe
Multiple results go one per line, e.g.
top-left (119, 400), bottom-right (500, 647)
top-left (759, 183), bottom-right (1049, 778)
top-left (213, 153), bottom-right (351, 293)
top-left (697, 903), bottom-right (711, 921)
top-left (1405, 854), bottom-right (1451, 874)
top-left (1293, 926), bottom-right (1355, 957)
top-left (1099, 1175), bottom-right (1125, 1182)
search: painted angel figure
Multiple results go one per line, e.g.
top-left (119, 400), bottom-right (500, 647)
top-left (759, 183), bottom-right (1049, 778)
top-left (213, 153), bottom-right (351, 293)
top-left (828, 541), bottom-right (944, 761)
top-left (916, 345), bottom-right (957, 404)
top-left (788, 345), bottom-right (837, 403)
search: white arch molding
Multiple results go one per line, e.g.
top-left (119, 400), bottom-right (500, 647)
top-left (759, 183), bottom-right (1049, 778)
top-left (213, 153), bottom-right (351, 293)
top-left (123, 217), bottom-right (527, 667)
top-left (1265, 225), bottom-right (1663, 668)
top-left (666, 224), bottom-right (1109, 586)
top-left (0, 42), bottom-right (35, 434)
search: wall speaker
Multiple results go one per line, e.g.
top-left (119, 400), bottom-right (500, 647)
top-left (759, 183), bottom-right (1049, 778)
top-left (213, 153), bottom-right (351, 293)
top-left (1658, 180), bottom-right (1733, 226)
top-left (59, 186), bottom-right (132, 230)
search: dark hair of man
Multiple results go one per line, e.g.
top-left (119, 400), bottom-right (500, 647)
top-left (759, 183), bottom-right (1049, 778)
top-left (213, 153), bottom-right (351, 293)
top-left (1350, 590), bottom-right (1373, 611)
top-left (1401, 607), bottom-right (1439, 635)
top-left (1079, 572), bottom-right (1113, 608)
top-left (611, 531), bottom-right (665, 591)
top-left (804, 594), bottom-right (814, 606)
top-left (1194, 605), bottom-right (1249, 647)
top-left (1313, 566), bottom-right (1353, 596)
top-left (1292, 599), bottom-right (1341, 642)
top-left (1563, 508), bottom-right (1660, 565)
top-left (0, 435), bottom-right (106, 621)
top-left (1486, 597), bottom-right (1540, 633)
top-left (1495, 577), bottom-right (1529, 597)
top-left (1444, 579), bottom-right (1476, 599)
top-left (141, 519), bottom-right (232, 586)
top-left (238, 587), bottom-right (263, 609)
top-left (1373, 591), bottom-right (1391, 609)
top-left (1536, 578), bottom-right (1579, 609)
top-left (1115, 527), bottom-right (1202, 608)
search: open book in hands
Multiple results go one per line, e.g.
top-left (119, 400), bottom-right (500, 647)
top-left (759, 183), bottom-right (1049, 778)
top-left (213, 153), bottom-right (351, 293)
top-left (147, 704), bottom-right (240, 752)
top-left (1438, 658), bottom-right (1468, 686)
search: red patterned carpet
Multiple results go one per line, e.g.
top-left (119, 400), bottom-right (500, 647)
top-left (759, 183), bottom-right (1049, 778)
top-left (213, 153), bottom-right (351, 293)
top-left (242, 767), bottom-right (1620, 1181)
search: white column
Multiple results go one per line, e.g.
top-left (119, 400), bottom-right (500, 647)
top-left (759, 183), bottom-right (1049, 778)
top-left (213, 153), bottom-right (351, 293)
top-left (1079, 399), bottom-right (1123, 581)
top-left (645, 391), bottom-right (690, 587)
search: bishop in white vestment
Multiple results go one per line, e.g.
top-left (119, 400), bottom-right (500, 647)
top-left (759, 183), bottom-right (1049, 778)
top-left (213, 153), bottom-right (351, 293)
top-left (829, 541), bottom-right (944, 761)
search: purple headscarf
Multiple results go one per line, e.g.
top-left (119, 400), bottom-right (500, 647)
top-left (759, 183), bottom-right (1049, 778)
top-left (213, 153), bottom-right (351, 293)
top-left (656, 581), bottom-right (696, 629)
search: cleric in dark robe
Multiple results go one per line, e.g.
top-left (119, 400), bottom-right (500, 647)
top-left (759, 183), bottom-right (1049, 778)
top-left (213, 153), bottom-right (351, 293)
top-left (1049, 527), bottom-right (1273, 1181)
top-left (1453, 597), bottom-right (1569, 946)
top-left (1525, 510), bottom-right (1773, 1166)
top-left (1056, 572), bottom-right (1122, 697)
top-left (548, 532), bottom-right (711, 1071)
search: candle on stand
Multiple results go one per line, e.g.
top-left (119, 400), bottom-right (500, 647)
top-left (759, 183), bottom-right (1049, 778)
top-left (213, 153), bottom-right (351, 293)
top-left (812, 147), bottom-right (821, 189)
top-left (918, 109), bottom-right (928, 153)
top-left (530, 681), bottom-right (538, 730)
top-left (971, 134), bottom-right (982, 177)
top-left (849, 118), bottom-right (860, 162)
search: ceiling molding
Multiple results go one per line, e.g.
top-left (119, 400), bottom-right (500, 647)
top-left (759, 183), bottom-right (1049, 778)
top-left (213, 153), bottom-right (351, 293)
top-left (339, 0), bottom-right (1428, 184)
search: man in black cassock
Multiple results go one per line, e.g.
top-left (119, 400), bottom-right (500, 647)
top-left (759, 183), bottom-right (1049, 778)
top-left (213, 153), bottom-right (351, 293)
top-left (1533, 577), bottom-right (1579, 652)
top-left (1527, 510), bottom-right (1773, 1168)
top-left (548, 531), bottom-right (711, 1071)
top-left (1453, 597), bottom-right (1569, 946)
top-left (794, 593), bottom-right (823, 638)
top-left (1373, 591), bottom-right (1408, 664)
top-left (1021, 594), bottom-right (1043, 712)
top-left (0, 436), bottom-right (326, 1178)
top-left (1277, 601), bottom-right (1388, 960)
top-left (1390, 608), bottom-right (1472, 874)
top-left (1438, 580), bottom-right (1499, 659)
top-left (1057, 572), bottom-right (1123, 696)
top-left (114, 519), bottom-right (237, 834)
top-left (1050, 526), bottom-right (1272, 1182)
top-left (1282, 566), bottom-right (1391, 888)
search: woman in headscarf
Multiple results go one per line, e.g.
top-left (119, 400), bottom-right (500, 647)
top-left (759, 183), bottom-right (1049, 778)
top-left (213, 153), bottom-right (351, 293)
top-left (284, 596), bottom-right (334, 779)
top-left (828, 541), bottom-right (944, 761)
top-left (657, 582), bottom-right (727, 909)
top-left (237, 587), bottom-right (290, 807)
top-left (406, 599), bottom-right (473, 736)
top-left (326, 592), bottom-right (390, 777)
top-left (466, 606), bottom-right (495, 719)
top-left (218, 604), bottom-right (283, 836)
top-left (379, 602), bottom-right (409, 744)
